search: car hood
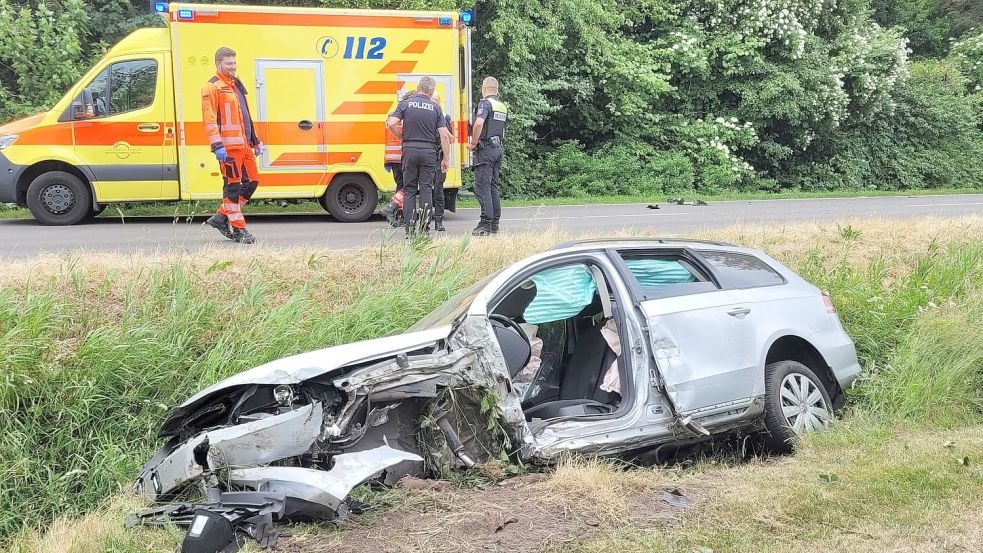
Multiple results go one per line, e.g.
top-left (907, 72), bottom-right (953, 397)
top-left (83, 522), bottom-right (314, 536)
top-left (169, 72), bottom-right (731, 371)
top-left (178, 325), bottom-right (453, 410)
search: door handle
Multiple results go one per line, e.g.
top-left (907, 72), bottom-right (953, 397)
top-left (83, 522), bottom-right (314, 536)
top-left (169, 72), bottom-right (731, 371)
top-left (137, 123), bottom-right (161, 132)
top-left (298, 120), bottom-right (314, 131)
top-left (727, 307), bottom-right (751, 318)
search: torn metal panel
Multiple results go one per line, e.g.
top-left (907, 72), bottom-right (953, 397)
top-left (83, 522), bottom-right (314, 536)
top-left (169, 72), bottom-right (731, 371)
top-left (206, 402), bottom-right (322, 468)
top-left (333, 348), bottom-right (474, 392)
top-left (451, 315), bottom-right (529, 432)
top-left (173, 326), bottom-right (452, 414)
top-left (139, 403), bottom-right (322, 500)
top-left (230, 445), bottom-right (424, 510)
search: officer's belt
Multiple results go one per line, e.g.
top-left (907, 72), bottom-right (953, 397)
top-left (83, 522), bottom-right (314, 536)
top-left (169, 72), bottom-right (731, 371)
top-left (403, 140), bottom-right (439, 149)
top-left (479, 136), bottom-right (503, 148)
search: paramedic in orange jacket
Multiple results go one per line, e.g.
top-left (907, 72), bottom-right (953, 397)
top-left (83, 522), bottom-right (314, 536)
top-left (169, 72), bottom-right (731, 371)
top-left (202, 47), bottom-right (262, 244)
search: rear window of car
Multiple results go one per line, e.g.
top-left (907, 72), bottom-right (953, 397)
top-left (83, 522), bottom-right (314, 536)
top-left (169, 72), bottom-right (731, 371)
top-left (698, 251), bottom-right (786, 288)
top-left (617, 252), bottom-right (718, 299)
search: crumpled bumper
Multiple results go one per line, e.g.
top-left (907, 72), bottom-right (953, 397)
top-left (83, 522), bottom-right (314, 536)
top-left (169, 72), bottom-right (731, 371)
top-left (135, 401), bottom-right (423, 519)
top-left (137, 402), bottom-right (325, 501)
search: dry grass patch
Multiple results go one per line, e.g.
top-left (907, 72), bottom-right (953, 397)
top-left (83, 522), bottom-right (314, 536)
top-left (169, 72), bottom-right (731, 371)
top-left (2, 215), bottom-right (981, 297)
top-left (5, 495), bottom-right (178, 553)
top-left (566, 423), bottom-right (983, 553)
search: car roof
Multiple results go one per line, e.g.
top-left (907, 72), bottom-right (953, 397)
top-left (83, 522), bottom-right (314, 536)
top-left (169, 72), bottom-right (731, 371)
top-left (549, 237), bottom-right (741, 253)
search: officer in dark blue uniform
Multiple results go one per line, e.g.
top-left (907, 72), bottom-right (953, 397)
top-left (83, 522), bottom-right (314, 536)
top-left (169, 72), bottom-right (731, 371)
top-left (386, 77), bottom-right (451, 236)
top-left (468, 76), bottom-right (508, 236)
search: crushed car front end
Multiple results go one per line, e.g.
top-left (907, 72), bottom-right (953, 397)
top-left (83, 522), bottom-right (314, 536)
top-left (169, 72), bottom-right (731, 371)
top-left (130, 320), bottom-right (529, 548)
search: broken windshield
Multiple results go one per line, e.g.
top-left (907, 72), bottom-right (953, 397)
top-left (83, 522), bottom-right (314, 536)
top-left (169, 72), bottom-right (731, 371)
top-left (407, 272), bottom-right (499, 332)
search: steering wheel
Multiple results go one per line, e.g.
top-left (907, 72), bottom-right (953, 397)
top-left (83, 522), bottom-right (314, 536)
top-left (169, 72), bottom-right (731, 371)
top-left (489, 314), bottom-right (527, 339)
top-left (488, 315), bottom-right (532, 378)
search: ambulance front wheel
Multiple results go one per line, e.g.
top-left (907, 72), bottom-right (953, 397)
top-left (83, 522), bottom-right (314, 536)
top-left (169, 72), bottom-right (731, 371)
top-left (320, 175), bottom-right (378, 222)
top-left (26, 171), bottom-right (92, 226)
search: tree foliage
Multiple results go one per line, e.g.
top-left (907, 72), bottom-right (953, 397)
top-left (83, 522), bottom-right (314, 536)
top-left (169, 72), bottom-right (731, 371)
top-left (0, 0), bottom-right (980, 196)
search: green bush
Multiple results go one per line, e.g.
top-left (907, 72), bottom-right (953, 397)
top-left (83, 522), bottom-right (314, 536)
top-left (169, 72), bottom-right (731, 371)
top-left (535, 141), bottom-right (695, 197)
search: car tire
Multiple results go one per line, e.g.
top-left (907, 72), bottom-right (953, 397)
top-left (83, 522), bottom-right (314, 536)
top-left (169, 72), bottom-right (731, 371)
top-left (319, 174), bottom-right (378, 222)
top-left (762, 360), bottom-right (834, 453)
top-left (26, 171), bottom-right (92, 226)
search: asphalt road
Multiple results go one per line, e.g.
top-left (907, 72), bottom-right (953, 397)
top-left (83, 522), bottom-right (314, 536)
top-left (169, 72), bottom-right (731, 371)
top-left (1, 194), bottom-right (981, 259)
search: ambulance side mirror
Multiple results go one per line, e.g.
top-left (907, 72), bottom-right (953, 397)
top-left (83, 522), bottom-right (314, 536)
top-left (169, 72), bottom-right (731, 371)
top-left (75, 89), bottom-right (96, 119)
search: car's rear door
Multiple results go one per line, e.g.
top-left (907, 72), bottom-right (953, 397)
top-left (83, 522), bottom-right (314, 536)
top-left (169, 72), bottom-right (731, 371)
top-left (613, 248), bottom-right (761, 417)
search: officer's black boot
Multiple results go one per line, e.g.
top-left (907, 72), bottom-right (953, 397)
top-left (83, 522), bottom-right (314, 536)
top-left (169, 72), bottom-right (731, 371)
top-left (491, 221), bottom-right (500, 234)
top-left (471, 224), bottom-right (491, 237)
top-left (434, 217), bottom-right (445, 232)
top-left (204, 214), bottom-right (234, 239)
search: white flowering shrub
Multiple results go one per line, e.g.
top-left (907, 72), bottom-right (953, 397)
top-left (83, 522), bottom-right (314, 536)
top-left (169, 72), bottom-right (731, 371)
top-left (950, 28), bottom-right (983, 90)
top-left (694, 0), bottom-right (836, 59)
top-left (832, 24), bottom-right (910, 119)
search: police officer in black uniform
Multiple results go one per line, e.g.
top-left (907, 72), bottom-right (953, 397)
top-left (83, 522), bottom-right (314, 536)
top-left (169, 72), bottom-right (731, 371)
top-left (469, 76), bottom-right (508, 236)
top-left (386, 77), bottom-right (451, 236)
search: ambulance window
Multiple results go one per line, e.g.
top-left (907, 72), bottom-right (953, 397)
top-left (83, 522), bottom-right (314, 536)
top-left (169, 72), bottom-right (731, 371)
top-left (86, 69), bottom-right (110, 117)
top-left (109, 60), bottom-right (157, 115)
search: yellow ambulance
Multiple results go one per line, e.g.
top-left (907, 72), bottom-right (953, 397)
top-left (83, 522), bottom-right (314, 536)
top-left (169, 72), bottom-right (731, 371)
top-left (0, 2), bottom-right (474, 225)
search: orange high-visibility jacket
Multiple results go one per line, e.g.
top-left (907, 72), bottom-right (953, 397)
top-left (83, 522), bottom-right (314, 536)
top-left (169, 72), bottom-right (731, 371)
top-left (384, 121), bottom-right (403, 163)
top-left (201, 73), bottom-right (260, 152)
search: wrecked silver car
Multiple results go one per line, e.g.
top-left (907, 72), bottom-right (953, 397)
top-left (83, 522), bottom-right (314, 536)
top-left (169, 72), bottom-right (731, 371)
top-left (131, 238), bottom-right (860, 548)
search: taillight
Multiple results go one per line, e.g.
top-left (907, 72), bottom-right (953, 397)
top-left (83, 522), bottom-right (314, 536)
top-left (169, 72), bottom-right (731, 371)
top-left (822, 292), bottom-right (836, 314)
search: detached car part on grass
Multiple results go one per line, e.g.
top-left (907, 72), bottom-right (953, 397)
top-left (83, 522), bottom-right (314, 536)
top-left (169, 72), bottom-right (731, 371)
top-left (131, 238), bottom-right (861, 550)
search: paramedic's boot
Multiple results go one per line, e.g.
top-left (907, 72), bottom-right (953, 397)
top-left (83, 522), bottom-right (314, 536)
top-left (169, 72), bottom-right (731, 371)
top-left (231, 227), bottom-right (256, 244)
top-left (490, 221), bottom-right (500, 234)
top-left (204, 214), bottom-right (234, 240)
top-left (471, 224), bottom-right (492, 237)
top-left (434, 217), bottom-right (445, 232)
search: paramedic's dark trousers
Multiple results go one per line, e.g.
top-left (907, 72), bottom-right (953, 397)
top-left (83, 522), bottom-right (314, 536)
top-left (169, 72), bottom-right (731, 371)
top-left (474, 145), bottom-right (503, 228)
top-left (401, 145), bottom-right (438, 229)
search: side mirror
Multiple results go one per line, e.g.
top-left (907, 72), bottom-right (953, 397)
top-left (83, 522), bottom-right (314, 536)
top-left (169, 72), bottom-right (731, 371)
top-left (78, 89), bottom-right (95, 119)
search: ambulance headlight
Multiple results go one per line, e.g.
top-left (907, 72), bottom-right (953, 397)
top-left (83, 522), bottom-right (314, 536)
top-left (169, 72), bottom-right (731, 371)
top-left (0, 135), bottom-right (18, 150)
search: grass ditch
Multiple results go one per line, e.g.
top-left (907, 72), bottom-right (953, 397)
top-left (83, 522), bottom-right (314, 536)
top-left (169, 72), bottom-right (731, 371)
top-left (1, 216), bottom-right (982, 551)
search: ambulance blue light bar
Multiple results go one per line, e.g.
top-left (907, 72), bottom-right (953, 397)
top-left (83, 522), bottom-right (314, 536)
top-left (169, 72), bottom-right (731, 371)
top-left (153, 2), bottom-right (167, 13)
top-left (177, 8), bottom-right (194, 20)
top-left (438, 16), bottom-right (451, 26)
top-left (460, 10), bottom-right (474, 25)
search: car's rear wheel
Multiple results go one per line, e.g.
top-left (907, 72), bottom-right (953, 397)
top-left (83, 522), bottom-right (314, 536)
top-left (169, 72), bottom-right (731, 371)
top-left (762, 360), bottom-right (833, 453)
top-left (26, 171), bottom-right (92, 226)
top-left (319, 174), bottom-right (378, 222)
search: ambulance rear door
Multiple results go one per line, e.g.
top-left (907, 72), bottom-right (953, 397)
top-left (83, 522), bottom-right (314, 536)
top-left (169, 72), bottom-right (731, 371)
top-left (255, 60), bottom-right (328, 172)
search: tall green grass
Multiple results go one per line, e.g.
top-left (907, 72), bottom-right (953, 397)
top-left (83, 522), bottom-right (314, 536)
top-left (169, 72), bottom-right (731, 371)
top-left (862, 293), bottom-right (983, 427)
top-left (0, 236), bottom-right (981, 545)
top-left (797, 240), bottom-right (983, 367)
